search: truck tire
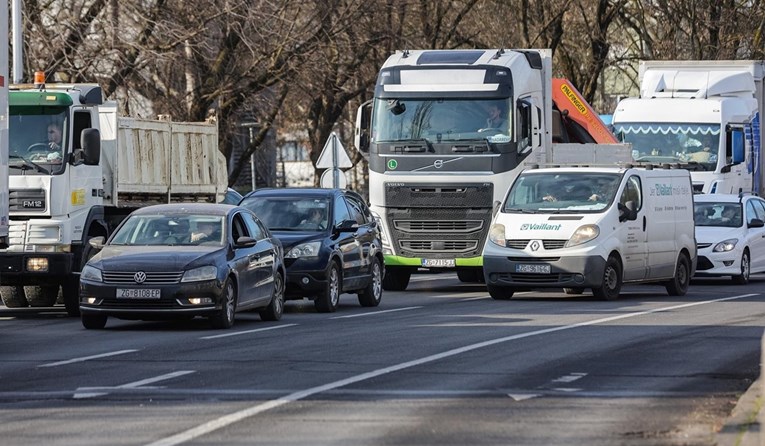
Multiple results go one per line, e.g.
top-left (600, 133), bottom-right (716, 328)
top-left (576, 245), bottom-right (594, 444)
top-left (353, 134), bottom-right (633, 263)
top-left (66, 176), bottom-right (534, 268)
top-left (63, 237), bottom-right (98, 317)
top-left (0, 286), bottom-right (28, 308)
top-left (382, 267), bottom-right (410, 291)
top-left (25, 285), bottom-right (59, 307)
top-left (457, 269), bottom-right (485, 283)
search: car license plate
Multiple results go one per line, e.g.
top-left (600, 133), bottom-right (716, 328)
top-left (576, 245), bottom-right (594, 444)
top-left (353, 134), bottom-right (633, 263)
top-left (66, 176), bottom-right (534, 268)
top-left (421, 258), bottom-right (456, 268)
top-left (515, 264), bottom-right (551, 274)
top-left (116, 289), bottom-right (161, 299)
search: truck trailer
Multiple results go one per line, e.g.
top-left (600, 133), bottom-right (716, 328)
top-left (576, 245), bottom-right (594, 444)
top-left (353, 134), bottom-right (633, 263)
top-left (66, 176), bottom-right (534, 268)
top-left (0, 77), bottom-right (227, 315)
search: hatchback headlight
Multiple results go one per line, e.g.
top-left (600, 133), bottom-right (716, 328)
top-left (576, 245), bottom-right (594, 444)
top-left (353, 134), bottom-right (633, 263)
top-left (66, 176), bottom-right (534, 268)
top-left (181, 265), bottom-right (218, 282)
top-left (488, 224), bottom-right (506, 247)
top-left (286, 241), bottom-right (321, 258)
top-left (81, 265), bottom-right (103, 282)
top-left (713, 238), bottom-right (738, 252)
top-left (565, 224), bottom-right (600, 248)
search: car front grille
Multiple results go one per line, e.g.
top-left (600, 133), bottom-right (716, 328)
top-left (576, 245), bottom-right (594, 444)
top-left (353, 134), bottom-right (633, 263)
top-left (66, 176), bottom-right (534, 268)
top-left (496, 272), bottom-right (576, 283)
top-left (98, 298), bottom-right (181, 309)
top-left (102, 271), bottom-right (184, 285)
top-left (506, 240), bottom-right (568, 250)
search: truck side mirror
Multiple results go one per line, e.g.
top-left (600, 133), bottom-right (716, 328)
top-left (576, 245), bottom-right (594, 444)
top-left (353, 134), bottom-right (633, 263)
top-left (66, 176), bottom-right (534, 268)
top-left (516, 99), bottom-right (532, 154)
top-left (81, 128), bottom-right (101, 166)
top-left (731, 129), bottom-right (745, 164)
top-left (355, 100), bottom-right (372, 158)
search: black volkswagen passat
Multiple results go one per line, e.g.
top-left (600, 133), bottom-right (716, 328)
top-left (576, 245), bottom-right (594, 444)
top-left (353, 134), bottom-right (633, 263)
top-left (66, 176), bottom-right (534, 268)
top-left (239, 188), bottom-right (383, 313)
top-left (79, 203), bottom-right (285, 329)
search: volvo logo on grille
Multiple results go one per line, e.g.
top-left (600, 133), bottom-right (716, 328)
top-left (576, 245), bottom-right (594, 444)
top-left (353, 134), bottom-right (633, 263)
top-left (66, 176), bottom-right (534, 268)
top-left (133, 271), bottom-right (147, 283)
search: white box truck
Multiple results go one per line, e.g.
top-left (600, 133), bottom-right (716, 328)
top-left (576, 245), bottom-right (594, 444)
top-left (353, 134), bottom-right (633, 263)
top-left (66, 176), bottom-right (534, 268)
top-left (0, 77), bottom-right (227, 315)
top-left (612, 60), bottom-right (764, 195)
top-left (354, 49), bottom-right (630, 291)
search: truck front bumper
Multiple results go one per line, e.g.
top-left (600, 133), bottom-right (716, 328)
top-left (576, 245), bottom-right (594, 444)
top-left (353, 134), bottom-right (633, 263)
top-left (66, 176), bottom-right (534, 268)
top-left (0, 252), bottom-right (74, 285)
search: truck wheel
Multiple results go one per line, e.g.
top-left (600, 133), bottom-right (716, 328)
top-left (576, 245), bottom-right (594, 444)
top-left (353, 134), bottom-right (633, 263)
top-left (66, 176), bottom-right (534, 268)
top-left (25, 285), bottom-right (59, 307)
top-left (315, 262), bottom-right (341, 313)
top-left (382, 267), bottom-right (410, 291)
top-left (0, 286), bottom-right (28, 308)
top-left (487, 284), bottom-right (514, 300)
top-left (81, 313), bottom-right (108, 329)
top-left (592, 255), bottom-right (622, 301)
top-left (665, 253), bottom-right (690, 296)
top-left (457, 269), bottom-right (485, 283)
top-left (732, 250), bottom-right (750, 285)
top-left (62, 237), bottom-right (99, 317)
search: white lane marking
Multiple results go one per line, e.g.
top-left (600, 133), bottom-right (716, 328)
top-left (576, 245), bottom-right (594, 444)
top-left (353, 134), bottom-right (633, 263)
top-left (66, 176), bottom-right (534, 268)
top-left (551, 388), bottom-right (582, 392)
top-left (0, 317), bottom-right (15, 320)
top-left (460, 296), bottom-right (490, 301)
top-left (508, 393), bottom-right (540, 401)
top-left (331, 307), bottom-right (422, 319)
top-left (552, 372), bottom-right (587, 383)
top-left (74, 370), bottom-right (196, 399)
top-left (146, 293), bottom-right (759, 446)
top-left (200, 324), bottom-right (297, 340)
top-left (38, 349), bottom-right (139, 368)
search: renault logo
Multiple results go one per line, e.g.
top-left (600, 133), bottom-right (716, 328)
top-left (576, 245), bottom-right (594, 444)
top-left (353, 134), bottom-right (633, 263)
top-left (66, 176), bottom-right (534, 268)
top-left (530, 241), bottom-right (540, 251)
top-left (134, 271), bottom-right (147, 284)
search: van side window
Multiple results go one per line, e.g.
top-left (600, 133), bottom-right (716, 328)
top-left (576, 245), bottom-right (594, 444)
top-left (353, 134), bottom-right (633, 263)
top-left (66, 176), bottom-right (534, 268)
top-left (619, 176), bottom-right (642, 210)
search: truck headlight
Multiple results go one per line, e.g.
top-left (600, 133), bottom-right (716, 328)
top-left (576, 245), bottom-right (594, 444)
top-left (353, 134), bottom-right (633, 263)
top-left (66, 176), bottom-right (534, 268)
top-left (286, 241), bottom-right (321, 258)
top-left (81, 265), bottom-right (103, 282)
top-left (488, 224), bottom-right (506, 247)
top-left (181, 266), bottom-right (218, 282)
top-left (713, 238), bottom-right (738, 252)
top-left (565, 224), bottom-right (600, 247)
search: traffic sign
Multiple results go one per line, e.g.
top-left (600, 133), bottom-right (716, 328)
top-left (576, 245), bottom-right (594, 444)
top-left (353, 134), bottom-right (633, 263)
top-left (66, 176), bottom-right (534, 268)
top-left (316, 132), bottom-right (352, 169)
top-left (320, 168), bottom-right (347, 188)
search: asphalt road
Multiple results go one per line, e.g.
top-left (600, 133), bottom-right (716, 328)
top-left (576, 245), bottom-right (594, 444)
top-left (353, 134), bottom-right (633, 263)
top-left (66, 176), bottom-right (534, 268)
top-left (0, 273), bottom-right (763, 445)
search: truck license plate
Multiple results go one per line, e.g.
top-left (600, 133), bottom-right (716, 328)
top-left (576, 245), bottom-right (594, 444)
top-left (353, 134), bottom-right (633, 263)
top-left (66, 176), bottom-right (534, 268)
top-left (421, 258), bottom-right (456, 268)
top-left (515, 264), bottom-right (551, 274)
top-left (116, 289), bottom-right (161, 299)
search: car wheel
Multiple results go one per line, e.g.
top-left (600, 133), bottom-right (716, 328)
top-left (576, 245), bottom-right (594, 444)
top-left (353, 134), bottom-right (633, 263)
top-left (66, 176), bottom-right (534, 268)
top-left (358, 258), bottom-right (383, 307)
top-left (259, 271), bottom-right (285, 321)
top-left (315, 262), bottom-right (341, 313)
top-left (563, 287), bottom-right (585, 295)
top-left (382, 267), bottom-right (411, 291)
top-left (0, 286), bottom-right (29, 308)
top-left (732, 250), bottom-right (750, 285)
top-left (593, 255), bottom-right (622, 301)
top-left (25, 285), bottom-right (59, 307)
top-left (665, 253), bottom-right (690, 296)
top-left (81, 313), bottom-right (108, 329)
top-left (210, 279), bottom-right (237, 329)
top-left (487, 284), bottom-right (514, 300)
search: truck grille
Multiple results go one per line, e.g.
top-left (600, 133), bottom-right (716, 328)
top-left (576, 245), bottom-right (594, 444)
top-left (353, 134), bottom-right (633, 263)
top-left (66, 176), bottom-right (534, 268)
top-left (102, 271), bottom-right (184, 285)
top-left (394, 220), bottom-right (483, 233)
top-left (399, 240), bottom-right (478, 253)
top-left (9, 189), bottom-right (46, 212)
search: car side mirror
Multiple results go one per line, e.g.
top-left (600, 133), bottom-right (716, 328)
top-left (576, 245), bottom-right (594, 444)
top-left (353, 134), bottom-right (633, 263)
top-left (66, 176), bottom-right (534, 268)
top-left (235, 236), bottom-right (258, 247)
top-left (749, 218), bottom-right (765, 228)
top-left (335, 220), bottom-right (359, 232)
top-left (88, 236), bottom-right (106, 250)
top-left (492, 200), bottom-right (502, 217)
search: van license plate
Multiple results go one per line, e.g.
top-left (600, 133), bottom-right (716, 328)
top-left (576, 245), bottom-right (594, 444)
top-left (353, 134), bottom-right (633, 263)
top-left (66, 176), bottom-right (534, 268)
top-left (515, 264), bottom-right (551, 274)
top-left (116, 289), bottom-right (161, 299)
top-left (422, 259), bottom-right (455, 268)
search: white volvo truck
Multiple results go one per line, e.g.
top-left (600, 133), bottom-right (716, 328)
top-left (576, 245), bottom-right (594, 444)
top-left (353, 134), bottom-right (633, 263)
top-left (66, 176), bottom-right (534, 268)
top-left (0, 77), bottom-right (227, 315)
top-left (612, 60), bottom-right (764, 194)
top-left (354, 49), bottom-right (629, 291)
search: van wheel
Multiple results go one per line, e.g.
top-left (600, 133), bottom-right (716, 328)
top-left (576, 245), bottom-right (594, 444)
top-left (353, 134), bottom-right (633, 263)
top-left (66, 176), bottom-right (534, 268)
top-left (488, 284), bottom-right (514, 300)
top-left (665, 253), bottom-right (691, 296)
top-left (563, 287), bottom-right (584, 295)
top-left (732, 250), bottom-right (750, 285)
top-left (592, 256), bottom-right (622, 301)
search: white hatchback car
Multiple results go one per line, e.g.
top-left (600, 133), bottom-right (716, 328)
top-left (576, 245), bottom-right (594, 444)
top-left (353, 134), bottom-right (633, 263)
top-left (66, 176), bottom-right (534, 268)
top-left (694, 193), bottom-right (765, 284)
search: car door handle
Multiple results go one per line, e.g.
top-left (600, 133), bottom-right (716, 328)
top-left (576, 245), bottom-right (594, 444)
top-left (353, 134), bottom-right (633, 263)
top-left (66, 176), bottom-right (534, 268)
top-left (642, 216), bottom-right (646, 231)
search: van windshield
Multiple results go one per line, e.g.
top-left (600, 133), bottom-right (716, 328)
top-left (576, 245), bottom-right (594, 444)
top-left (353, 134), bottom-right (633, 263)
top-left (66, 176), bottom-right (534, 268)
top-left (504, 172), bottom-right (622, 213)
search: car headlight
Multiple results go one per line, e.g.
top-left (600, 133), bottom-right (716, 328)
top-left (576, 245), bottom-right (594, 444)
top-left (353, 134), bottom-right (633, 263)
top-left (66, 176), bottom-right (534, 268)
top-left (181, 265), bottom-right (218, 282)
top-left (81, 265), bottom-right (103, 282)
top-left (713, 238), bottom-right (738, 252)
top-left (565, 224), bottom-right (600, 248)
top-left (285, 241), bottom-right (321, 258)
top-left (488, 223), bottom-right (506, 247)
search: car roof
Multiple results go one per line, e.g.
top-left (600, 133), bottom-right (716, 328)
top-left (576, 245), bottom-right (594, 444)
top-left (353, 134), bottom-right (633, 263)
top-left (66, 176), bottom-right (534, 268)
top-left (693, 193), bottom-right (757, 203)
top-left (242, 187), bottom-right (343, 199)
top-left (131, 203), bottom-right (238, 216)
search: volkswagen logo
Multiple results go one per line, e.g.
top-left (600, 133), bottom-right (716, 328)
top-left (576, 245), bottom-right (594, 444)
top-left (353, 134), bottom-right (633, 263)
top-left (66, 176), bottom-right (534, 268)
top-left (433, 159), bottom-right (444, 169)
top-left (134, 271), bottom-right (147, 284)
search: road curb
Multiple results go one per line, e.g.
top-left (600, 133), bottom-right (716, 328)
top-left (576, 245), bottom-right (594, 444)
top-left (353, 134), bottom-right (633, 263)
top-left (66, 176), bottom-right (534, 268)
top-left (715, 332), bottom-right (764, 446)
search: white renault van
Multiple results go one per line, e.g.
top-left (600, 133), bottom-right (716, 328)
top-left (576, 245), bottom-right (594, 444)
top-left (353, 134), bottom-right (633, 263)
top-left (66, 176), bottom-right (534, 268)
top-left (483, 166), bottom-right (696, 300)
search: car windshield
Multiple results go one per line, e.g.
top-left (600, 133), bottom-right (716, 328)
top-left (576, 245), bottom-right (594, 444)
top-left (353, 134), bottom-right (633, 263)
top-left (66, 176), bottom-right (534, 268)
top-left (613, 122), bottom-right (721, 171)
top-left (373, 98), bottom-right (512, 144)
top-left (240, 196), bottom-right (330, 231)
top-left (109, 214), bottom-right (226, 246)
top-left (694, 202), bottom-right (743, 228)
top-left (504, 172), bottom-right (621, 213)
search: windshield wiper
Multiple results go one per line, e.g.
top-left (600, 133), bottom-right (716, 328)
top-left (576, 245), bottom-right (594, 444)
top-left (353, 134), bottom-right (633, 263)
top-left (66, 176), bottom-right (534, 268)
top-left (8, 154), bottom-right (50, 175)
top-left (505, 208), bottom-right (537, 214)
top-left (392, 139), bottom-right (434, 153)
